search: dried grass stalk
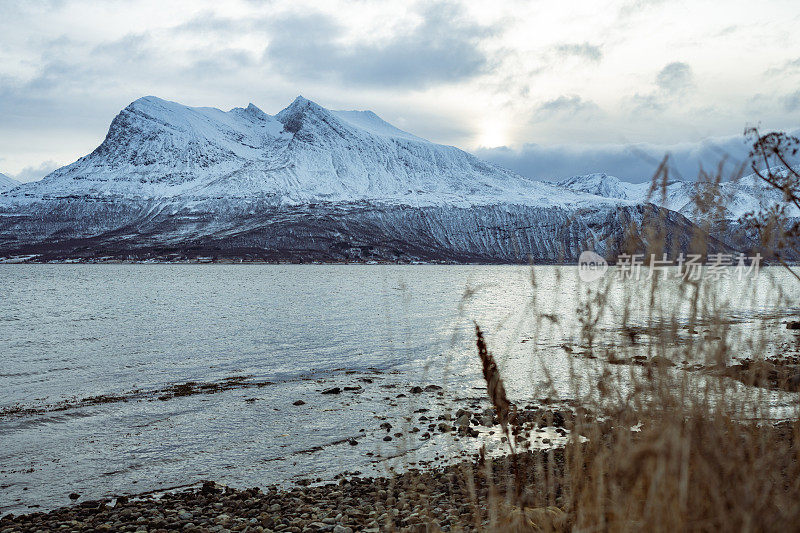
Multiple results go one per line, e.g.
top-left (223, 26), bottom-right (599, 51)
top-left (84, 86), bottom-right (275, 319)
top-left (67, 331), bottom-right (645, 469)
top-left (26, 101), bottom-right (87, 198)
top-left (475, 322), bottom-right (515, 434)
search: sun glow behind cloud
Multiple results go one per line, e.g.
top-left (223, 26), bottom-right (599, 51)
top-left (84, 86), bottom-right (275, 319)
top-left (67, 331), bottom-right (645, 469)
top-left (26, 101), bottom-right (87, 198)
top-left (475, 117), bottom-right (510, 149)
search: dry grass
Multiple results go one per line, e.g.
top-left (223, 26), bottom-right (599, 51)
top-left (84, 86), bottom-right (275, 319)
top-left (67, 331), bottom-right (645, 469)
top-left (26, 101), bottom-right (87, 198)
top-left (445, 137), bottom-right (800, 532)
top-left (461, 356), bottom-right (800, 531)
top-left (475, 323), bottom-right (514, 436)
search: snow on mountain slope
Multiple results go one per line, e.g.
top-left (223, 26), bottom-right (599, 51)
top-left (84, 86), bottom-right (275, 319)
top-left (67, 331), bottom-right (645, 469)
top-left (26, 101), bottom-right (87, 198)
top-left (1, 96), bottom-right (625, 210)
top-left (0, 95), bottom-right (739, 262)
top-left (555, 171), bottom-right (798, 222)
top-left (3, 97), bottom-right (291, 201)
top-left (0, 173), bottom-right (19, 192)
top-left (329, 109), bottom-right (426, 142)
top-left (716, 167), bottom-right (800, 220)
top-left (555, 173), bottom-right (641, 200)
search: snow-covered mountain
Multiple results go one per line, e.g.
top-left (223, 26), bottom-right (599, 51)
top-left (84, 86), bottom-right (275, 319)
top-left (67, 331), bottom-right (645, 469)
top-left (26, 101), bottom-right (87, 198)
top-left (0, 173), bottom-right (19, 192)
top-left (555, 173), bottom-right (640, 200)
top-left (0, 96), bottom-right (732, 262)
top-left (4, 96), bottom-right (619, 209)
top-left (555, 171), bottom-right (798, 222)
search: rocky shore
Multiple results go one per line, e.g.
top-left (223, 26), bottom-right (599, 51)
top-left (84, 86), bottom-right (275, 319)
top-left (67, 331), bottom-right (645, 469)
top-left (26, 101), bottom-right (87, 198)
top-left (0, 451), bottom-right (567, 533)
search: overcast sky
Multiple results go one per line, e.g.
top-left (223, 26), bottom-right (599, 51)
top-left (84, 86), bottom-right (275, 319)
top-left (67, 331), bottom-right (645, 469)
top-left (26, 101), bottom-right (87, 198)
top-left (2, 0), bottom-right (800, 183)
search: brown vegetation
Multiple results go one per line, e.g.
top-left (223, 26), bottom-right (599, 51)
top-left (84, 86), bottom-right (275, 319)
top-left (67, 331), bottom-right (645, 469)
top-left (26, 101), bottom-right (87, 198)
top-left (459, 129), bottom-right (800, 531)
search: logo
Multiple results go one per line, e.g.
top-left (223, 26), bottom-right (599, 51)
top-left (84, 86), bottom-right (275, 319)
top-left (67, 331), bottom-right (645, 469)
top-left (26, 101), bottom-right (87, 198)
top-left (578, 251), bottom-right (608, 282)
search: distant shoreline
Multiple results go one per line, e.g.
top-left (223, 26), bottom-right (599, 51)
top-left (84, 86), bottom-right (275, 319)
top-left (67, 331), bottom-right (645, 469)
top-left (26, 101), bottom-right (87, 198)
top-left (1, 258), bottom-right (790, 267)
top-left (0, 257), bottom-right (575, 266)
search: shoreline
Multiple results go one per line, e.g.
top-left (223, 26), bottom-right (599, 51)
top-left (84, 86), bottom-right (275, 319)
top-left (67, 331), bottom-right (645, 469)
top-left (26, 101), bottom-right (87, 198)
top-left (2, 260), bottom-right (796, 267)
top-left (0, 451), bottom-right (567, 532)
top-left (1, 255), bottom-right (792, 267)
top-left (0, 369), bottom-right (577, 518)
top-left (0, 256), bottom-right (569, 266)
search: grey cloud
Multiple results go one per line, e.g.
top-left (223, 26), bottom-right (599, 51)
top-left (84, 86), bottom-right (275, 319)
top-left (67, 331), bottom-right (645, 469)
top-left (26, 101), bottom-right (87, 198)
top-left (618, 0), bottom-right (667, 18)
top-left (655, 62), bottom-right (694, 94)
top-left (90, 33), bottom-right (154, 66)
top-left (625, 61), bottom-right (694, 114)
top-left (172, 11), bottom-right (271, 36)
top-left (628, 92), bottom-right (666, 113)
top-left (0, 0), bottom-right (67, 16)
top-left (766, 57), bottom-right (800, 76)
top-left (98, 29), bottom-right (262, 81)
top-left (4, 33), bottom-right (156, 99)
top-left (535, 95), bottom-right (599, 119)
top-left (473, 132), bottom-right (780, 183)
top-left (184, 49), bottom-right (259, 77)
top-left (745, 90), bottom-right (800, 119)
top-left (745, 92), bottom-right (772, 115)
top-left (784, 91), bottom-right (800, 112)
top-left (0, 33), bottom-right (161, 139)
top-left (715, 25), bottom-right (739, 37)
top-left (174, 13), bottom-right (251, 34)
top-left (554, 42), bottom-right (602, 63)
top-left (0, 29), bottom-right (253, 126)
top-left (11, 160), bottom-right (61, 182)
top-left (264, 3), bottom-right (498, 88)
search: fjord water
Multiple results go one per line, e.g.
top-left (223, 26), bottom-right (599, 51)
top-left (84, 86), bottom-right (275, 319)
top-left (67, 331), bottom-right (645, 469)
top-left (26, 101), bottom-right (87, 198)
top-left (1, 264), bottom-right (798, 514)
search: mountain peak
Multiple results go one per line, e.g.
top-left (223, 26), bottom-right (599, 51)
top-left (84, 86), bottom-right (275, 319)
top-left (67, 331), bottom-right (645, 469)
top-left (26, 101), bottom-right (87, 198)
top-left (243, 103), bottom-right (268, 121)
top-left (127, 95), bottom-right (171, 110)
top-left (275, 95), bottom-right (337, 134)
top-left (122, 96), bottom-right (196, 124)
top-left (289, 95), bottom-right (326, 108)
top-left (557, 173), bottom-right (630, 199)
top-left (277, 95), bottom-right (327, 117)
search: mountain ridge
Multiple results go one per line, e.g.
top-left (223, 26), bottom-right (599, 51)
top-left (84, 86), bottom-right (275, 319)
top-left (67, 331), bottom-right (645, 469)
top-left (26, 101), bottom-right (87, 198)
top-left (554, 170), bottom-right (799, 222)
top-left (0, 95), bottom-right (762, 262)
top-left (1, 96), bottom-right (629, 209)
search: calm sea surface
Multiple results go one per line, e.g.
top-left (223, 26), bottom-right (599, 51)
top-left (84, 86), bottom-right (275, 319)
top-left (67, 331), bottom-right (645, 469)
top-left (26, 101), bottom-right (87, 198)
top-left (1, 264), bottom-right (798, 514)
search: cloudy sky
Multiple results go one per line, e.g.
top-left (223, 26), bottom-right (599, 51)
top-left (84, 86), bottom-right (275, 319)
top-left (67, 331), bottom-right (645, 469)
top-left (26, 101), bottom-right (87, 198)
top-left (1, 0), bottom-right (800, 183)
